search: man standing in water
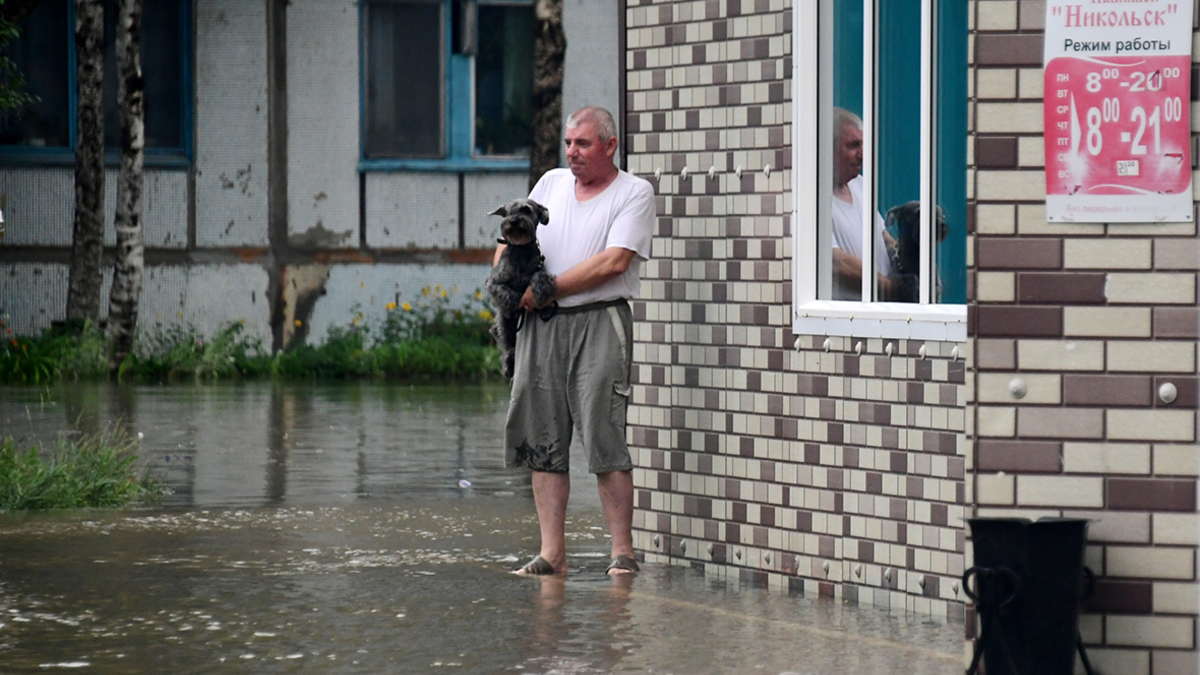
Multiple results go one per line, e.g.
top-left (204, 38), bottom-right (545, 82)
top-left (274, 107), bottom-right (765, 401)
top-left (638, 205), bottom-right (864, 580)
top-left (496, 106), bottom-right (656, 576)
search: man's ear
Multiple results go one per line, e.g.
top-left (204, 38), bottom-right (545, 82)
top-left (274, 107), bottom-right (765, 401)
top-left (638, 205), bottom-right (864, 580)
top-left (605, 136), bottom-right (618, 158)
top-left (488, 204), bottom-right (508, 217)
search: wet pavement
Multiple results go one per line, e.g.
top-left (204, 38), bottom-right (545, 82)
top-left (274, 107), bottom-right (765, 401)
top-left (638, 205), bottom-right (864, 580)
top-left (0, 383), bottom-right (962, 674)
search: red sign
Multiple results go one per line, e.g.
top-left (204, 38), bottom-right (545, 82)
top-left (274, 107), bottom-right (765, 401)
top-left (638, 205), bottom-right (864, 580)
top-left (1043, 1), bottom-right (1193, 222)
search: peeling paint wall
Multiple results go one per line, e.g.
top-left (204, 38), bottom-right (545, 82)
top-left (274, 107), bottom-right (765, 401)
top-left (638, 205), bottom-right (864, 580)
top-left (1, 0), bottom-right (621, 351)
top-left (365, 174), bottom-right (459, 250)
top-left (195, 0), bottom-right (270, 248)
top-left (287, 0), bottom-right (360, 251)
top-left (304, 264), bottom-right (491, 345)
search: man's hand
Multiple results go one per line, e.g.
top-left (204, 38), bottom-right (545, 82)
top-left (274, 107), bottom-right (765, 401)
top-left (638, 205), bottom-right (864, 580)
top-left (519, 287), bottom-right (546, 312)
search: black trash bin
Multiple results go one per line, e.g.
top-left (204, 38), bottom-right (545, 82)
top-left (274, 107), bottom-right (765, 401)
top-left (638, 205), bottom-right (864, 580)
top-left (965, 517), bottom-right (1092, 675)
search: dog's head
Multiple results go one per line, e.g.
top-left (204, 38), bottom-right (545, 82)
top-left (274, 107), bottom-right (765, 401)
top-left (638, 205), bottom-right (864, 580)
top-left (885, 200), bottom-right (948, 271)
top-left (489, 198), bottom-right (550, 246)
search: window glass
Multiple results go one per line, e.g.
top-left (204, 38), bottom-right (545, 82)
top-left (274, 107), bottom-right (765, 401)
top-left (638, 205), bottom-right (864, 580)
top-left (474, 4), bottom-right (532, 157)
top-left (876, 0), bottom-right (922, 303)
top-left (103, 0), bottom-right (183, 149)
top-left (0, 1), bottom-right (71, 148)
top-left (364, 0), bottom-right (444, 158)
top-left (819, 0), bottom-right (965, 305)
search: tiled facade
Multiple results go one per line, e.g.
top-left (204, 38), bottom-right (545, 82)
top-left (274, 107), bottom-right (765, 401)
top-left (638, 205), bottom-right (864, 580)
top-left (624, 0), bottom-right (1199, 671)
top-left (623, 0), bottom-right (969, 622)
top-left (969, 1), bottom-right (1199, 672)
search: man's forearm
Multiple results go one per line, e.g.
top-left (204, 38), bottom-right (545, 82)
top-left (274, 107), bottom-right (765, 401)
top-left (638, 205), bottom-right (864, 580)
top-left (521, 247), bottom-right (636, 310)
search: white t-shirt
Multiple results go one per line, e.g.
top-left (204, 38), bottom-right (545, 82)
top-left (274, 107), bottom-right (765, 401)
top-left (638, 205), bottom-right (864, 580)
top-left (830, 175), bottom-right (892, 300)
top-left (528, 168), bottom-right (656, 308)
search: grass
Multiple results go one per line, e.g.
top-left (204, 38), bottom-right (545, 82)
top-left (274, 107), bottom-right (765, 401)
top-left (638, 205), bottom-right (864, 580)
top-left (0, 286), bottom-right (503, 383)
top-left (0, 427), bottom-right (159, 511)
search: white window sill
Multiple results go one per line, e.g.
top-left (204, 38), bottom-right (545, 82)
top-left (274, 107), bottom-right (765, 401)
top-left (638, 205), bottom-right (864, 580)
top-left (792, 301), bottom-right (967, 342)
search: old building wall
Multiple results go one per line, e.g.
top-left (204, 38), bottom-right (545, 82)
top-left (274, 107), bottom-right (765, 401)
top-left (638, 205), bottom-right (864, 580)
top-left (623, 0), bottom-right (968, 621)
top-left (968, 1), bottom-right (1199, 672)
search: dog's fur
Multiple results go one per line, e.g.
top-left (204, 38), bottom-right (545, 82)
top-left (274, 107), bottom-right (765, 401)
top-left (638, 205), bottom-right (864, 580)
top-left (883, 200), bottom-right (948, 303)
top-left (484, 198), bottom-right (557, 379)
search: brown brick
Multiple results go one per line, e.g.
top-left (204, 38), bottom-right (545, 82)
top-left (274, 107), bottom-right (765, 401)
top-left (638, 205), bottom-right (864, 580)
top-left (976, 34), bottom-right (1043, 66)
top-left (1063, 375), bottom-right (1153, 407)
top-left (1018, 273), bottom-right (1107, 303)
top-left (1082, 580), bottom-right (1153, 614)
top-left (1108, 478), bottom-right (1197, 512)
top-left (976, 136), bottom-right (1019, 168)
top-left (977, 306), bottom-right (1062, 337)
top-left (1154, 308), bottom-right (1200, 338)
top-left (978, 440), bottom-right (1062, 473)
top-left (978, 239), bottom-right (1062, 270)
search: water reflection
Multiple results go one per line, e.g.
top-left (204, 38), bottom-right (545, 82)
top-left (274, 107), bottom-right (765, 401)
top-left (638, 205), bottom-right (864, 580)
top-left (2, 382), bottom-right (522, 508)
top-left (0, 383), bottom-right (961, 674)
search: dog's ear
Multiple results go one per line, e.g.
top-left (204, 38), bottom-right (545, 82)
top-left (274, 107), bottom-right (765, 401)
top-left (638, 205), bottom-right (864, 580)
top-left (488, 204), bottom-right (508, 217)
top-left (534, 202), bottom-right (550, 225)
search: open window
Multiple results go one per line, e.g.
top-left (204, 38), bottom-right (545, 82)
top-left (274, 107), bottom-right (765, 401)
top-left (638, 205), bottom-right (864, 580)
top-left (793, 0), bottom-right (967, 340)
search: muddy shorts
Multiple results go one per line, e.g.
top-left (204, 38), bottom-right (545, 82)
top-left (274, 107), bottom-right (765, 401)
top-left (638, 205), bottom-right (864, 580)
top-left (504, 299), bottom-right (633, 473)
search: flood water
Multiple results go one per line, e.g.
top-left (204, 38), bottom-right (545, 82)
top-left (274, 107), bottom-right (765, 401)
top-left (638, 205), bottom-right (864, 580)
top-left (0, 383), bottom-right (962, 674)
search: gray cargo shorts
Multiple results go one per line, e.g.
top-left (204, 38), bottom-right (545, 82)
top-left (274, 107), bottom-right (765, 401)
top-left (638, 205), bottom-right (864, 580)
top-left (504, 298), bottom-right (633, 473)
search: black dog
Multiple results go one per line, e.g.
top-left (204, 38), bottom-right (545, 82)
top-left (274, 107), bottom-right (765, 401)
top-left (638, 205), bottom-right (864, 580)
top-left (884, 200), bottom-right (947, 303)
top-left (484, 198), bottom-right (557, 379)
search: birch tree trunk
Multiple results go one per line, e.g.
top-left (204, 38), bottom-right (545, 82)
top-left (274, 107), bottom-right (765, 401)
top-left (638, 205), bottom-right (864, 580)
top-left (529, 0), bottom-right (565, 192)
top-left (66, 0), bottom-right (105, 326)
top-left (106, 0), bottom-right (144, 376)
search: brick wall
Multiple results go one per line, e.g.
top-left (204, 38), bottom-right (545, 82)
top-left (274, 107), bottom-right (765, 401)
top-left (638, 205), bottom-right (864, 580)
top-left (624, 0), bottom-right (969, 621)
top-left (969, 1), bottom-right (1199, 672)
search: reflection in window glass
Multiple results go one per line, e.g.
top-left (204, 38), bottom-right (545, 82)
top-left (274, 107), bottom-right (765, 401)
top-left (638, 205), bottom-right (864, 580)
top-left (0, 1), bottom-right (71, 147)
top-left (365, 1), bottom-right (444, 158)
top-left (474, 4), bottom-right (532, 157)
top-left (103, 0), bottom-right (183, 149)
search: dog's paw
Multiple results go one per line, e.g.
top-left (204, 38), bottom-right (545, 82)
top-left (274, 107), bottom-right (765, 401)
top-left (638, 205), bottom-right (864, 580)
top-left (531, 272), bottom-right (557, 306)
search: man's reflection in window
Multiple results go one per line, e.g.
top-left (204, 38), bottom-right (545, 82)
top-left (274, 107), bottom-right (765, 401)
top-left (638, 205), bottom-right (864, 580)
top-left (830, 107), bottom-right (895, 300)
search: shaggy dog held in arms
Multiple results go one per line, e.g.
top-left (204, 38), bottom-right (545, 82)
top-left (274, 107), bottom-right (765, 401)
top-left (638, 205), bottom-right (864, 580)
top-left (883, 200), bottom-right (948, 303)
top-left (484, 198), bottom-right (557, 379)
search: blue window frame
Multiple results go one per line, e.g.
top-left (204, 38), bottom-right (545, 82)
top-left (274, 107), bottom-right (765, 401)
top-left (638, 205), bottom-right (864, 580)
top-left (0, 0), bottom-right (193, 167)
top-left (359, 0), bottom-right (533, 172)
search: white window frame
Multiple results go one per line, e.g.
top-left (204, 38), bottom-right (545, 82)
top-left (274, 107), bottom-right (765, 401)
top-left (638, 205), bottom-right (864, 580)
top-left (791, 0), bottom-right (966, 342)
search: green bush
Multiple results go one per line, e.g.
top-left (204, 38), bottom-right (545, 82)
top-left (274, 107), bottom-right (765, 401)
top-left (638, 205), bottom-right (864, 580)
top-left (0, 428), bottom-right (159, 511)
top-left (0, 287), bottom-right (502, 383)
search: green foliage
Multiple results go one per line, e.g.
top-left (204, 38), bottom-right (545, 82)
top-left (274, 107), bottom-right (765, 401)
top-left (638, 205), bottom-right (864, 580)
top-left (0, 319), bottom-right (107, 384)
top-left (0, 428), bottom-right (159, 511)
top-left (128, 321), bottom-right (270, 381)
top-left (0, 1), bottom-right (36, 113)
top-left (0, 286), bottom-right (502, 383)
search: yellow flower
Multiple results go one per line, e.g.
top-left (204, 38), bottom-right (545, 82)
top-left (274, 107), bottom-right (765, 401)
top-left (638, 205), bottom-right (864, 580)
top-left (478, 309), bottom-right (493, 321)
top-left (440, 289), bottom-right (448, 298)
top-left (421, 286), bottom-right (430, 297)
top-left (474, 290), bottom-right (482, 300)
top-left (385, 301), bottom-right (397, 311)
top-left (352, 317), bottom-right (359, 325)
top-left (402, 302), bottom-right (412, 311)
top-left (294, 319), bottom-right (302, 327)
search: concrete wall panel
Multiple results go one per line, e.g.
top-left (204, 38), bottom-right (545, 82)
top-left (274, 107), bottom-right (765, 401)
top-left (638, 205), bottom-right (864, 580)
top-left (364, 173), bottom-right (458, 249)
top-left (287, 0), bottom-right (360, 250)
top-left (0, 169), bottom-right (74, 246)
top-left (194, 0), bottom-right (270, 247)
top-left (464, 173), bottom-right (529, 249)
top-left (562, 0), bottom-right (621, 166)
top-left (103, 169), bottom-right (189, 248)
top-left (0, 263), bottom-right (69, 334)
top-left (304, 263), bottom-right (489, 344)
